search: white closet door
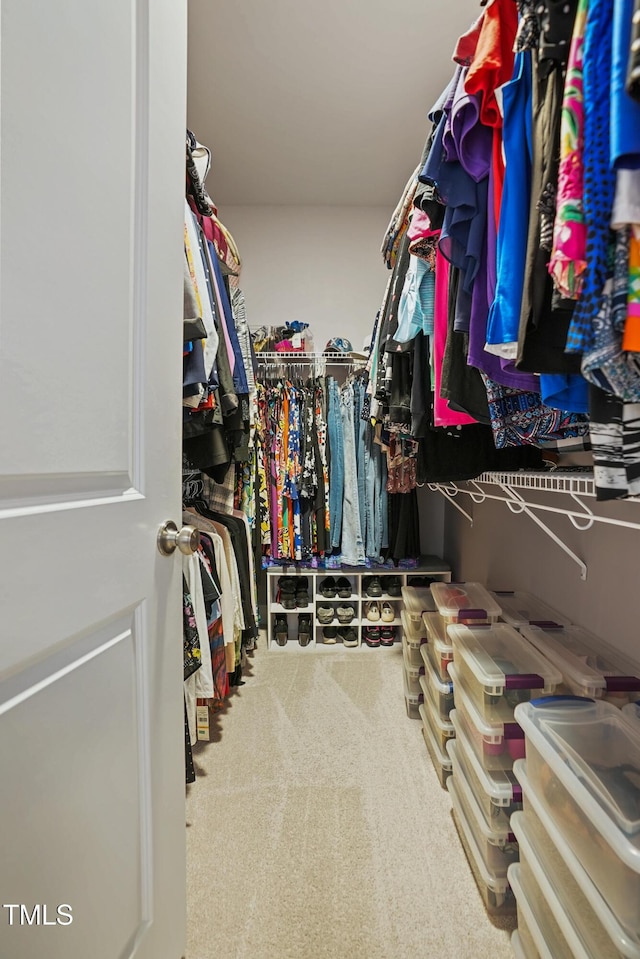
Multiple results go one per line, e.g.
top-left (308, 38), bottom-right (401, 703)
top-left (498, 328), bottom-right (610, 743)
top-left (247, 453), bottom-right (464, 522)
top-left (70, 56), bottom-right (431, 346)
top-left (0, 2), bottom-right (187, 958)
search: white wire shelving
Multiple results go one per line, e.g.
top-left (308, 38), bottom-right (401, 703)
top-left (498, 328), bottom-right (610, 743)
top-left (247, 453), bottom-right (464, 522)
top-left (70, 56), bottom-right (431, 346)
top-left (426, 470), bottom-right (640, 581)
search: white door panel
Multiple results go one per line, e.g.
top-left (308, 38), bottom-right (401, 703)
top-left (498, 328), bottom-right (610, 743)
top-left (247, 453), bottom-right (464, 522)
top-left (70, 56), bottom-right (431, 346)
top-left (0, 1), bottom-right (188, 957)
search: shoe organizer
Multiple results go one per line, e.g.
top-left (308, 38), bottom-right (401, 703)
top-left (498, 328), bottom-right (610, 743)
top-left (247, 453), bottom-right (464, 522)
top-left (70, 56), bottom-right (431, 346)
top-left (401, 585), bottom-right (435, 630)
top-left (450, 665), bottom-right (526, 770)
top-left (448, 623), bottom-right (562, 723)
top-left (491, 590), bottom-right (570, 630)
top-left (420, 702), bottom-right (452, 788)
top-left (448, 775), bottom-right (516, 916)
top-left (403, 644), bottom-right (424, 694)
top-left (402, 631), bottom-right (423, 669)
top-left (420, 646), bottom-right (454, 722)
top-left (420, 688), bottom-right (454, 754)
top-left (430, 581), bottom-right (501, 625)
top-left (515, 697), bottom-right (640, 935)
top-left (508, 863), bottom-right (574, 959)
top-left (403, 668), bottom-right (423, 720)
top-left (423, 612), bottom-right (454, 683)
top-left (450, 711), bottom-right (522, 822)
top-left (520, 625), bottom-right (640, 707)
top-left (515, 760), bottom-right (640, 959)
top-left (447, 743), bottom-right (517, 854)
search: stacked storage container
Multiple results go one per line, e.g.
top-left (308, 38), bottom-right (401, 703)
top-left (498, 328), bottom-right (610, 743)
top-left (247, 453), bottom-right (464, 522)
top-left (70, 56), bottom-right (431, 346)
top-left (419, 611), bottom-right (456, 787)
top-left (491, 590), bottom-right (570, 632)
top-left (441, 611), bottom-right (562, 918)
top-left (401, 586), bottom-right (435, 719)
top-left (512, 698), bottom-right (640, 959)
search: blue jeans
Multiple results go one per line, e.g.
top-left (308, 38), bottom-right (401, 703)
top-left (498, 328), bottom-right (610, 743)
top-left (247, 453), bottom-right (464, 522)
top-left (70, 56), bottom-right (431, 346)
top-left (340, 384), bottom-right (365, 565)
top-left (327, 378), bottom-right (344, 549)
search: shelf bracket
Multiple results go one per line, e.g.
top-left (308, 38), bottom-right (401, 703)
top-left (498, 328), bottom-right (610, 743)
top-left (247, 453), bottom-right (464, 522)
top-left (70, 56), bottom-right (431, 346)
top-left (431, 482), bottom-right (474, 525)
top-left (498, 483), bottom-right (588, 581)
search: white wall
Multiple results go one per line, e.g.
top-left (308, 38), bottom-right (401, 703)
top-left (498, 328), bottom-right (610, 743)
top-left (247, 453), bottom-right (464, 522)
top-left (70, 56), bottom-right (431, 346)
top-left (440, 492), bottom-right (640, 667)
top-left (219, 205), bottom-right (391, 350)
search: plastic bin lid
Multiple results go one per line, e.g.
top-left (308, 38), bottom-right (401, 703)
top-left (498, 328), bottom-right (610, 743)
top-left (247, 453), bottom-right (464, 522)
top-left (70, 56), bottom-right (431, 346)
top-left (511, 808), bottom-right (639, 959)
top-left (521, 625), bottom-right (640, 697)
top-left (515, 698), bottom-right (640, 850)
top-left (447, 775), bottom-right (513, 886)
top-left (449, 663), bottom-right (525, 740)
top-left (423, 611), bottom-right (451, 648)
top-left (431, 581), bottom-right (502, 622)
top-left (492, 590), bottom-right (571, 629)
top-left (400, 609), bottom-right (427, 643)
top-left (514, 759), bottom-right (640, 959)
top-left (507, 864), bottom-right (563, 959)
top-left (447, 740), bottom-right (514, 843)
top-left (402, 667), bottom-right (422, 705)
top-left (401, 585), bottom-right (436, 623)
top-left (420, 644), bottom-right (453, 694)
top-left (419, 703), bottom-right (452, 766)
top-left (448, 623), bottom-right (562, 695)
top-left (451, 709), bottom-right (522, 804)
top-left (403, 642), bottom-right (423, 682)
top-left (623, 702), bottom-right (640, 725)
top-left (419, 676), bottom-right (454, 733)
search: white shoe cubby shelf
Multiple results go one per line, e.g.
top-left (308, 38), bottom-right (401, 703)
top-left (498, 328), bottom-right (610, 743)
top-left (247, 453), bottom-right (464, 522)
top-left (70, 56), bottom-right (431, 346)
top-left (266, 558), bottom-right (452, 649)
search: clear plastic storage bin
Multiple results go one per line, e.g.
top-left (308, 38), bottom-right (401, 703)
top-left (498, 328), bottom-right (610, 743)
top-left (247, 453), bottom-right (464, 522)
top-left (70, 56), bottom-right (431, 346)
top-left (431, 581), bottom-right (502, 625)
top-left (423, 611), bottom-right (454, 683)
top-left (508, 863), bottom-right (574, 959)
top-left (420, 703), bottom-right (452, 788)
top-left (450, 665), bottom-right (526, 769)
top-left (419, 690), bottom-right (454, 754)
top-left (446, 743), bottom-right (517, 854)
top-left (492, 590), bottom-right (570, 629)
top-left (401, 630), bottom-right (424, 669)
top-left (448, 775), bottom-right (516, 916)
top-left (512, 926), bottom-right (542, 959)
top-left (401, 585), bottom-right (435, 630)
top-left (515, 697), bottom-right (640, 935)
top-left (420, 645), bottom-right (454, 721)
top-left (403, 668), bottom-right (422, 720)
top-left (520, 625), bottom-right (640, 707)
top-left (514, 760), bottom-right (640, 959)
top-left (450, 710), bottom-right (522, 821)
top-left (449, 623), bottom-right (562, 722)
top-left (403, 642), bottom-right (424, 688)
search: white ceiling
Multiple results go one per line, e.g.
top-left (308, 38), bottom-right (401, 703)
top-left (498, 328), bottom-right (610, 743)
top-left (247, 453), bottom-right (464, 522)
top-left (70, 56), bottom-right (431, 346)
top-left (187, 0), bottom-right (481, 207)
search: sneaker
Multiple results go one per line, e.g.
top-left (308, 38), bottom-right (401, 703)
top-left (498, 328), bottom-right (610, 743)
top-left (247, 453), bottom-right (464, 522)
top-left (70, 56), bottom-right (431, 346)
top-left (365, 576), bottom-right (382, 598)
top-left (363, 626), bottom-right (381, 648)
top-left (386, 576), bottom-right (402, 597)
top-left (339, 626), bottom-right (358, 648)
top-left (380, 625), bottom-right (396, 646)
top-left (365, 601), bottom-right (381, 622)
top-left (336, 604), bottom-right (356, 624)
top-left (274, 614), bottom-right (288, 646)
top-left (295, 576), bottom-right (310, 608)
top-left (319, 576), bottom-right (337, 598)
top-left (381, 602), bottom-right (395, 624)
top-left (298, 614), bottom-right (312, 647)
top-left (336, 576), bottom-right (352, 598)
top-left (317, 605), bottom-right (335, 625)
top-left (322, 626), bottom-right (338, 644)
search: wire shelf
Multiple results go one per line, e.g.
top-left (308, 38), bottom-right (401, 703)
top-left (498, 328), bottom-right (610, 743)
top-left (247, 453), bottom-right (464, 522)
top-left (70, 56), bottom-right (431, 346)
top-left (474, 470), bottom-right (596, 497)
top-left (254, 351), bottom-right (359, 365)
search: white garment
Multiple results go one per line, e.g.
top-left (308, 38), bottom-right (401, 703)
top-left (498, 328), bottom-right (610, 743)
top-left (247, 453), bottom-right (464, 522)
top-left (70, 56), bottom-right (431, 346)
top-left (210, 532), bottom-right (236, 647)
top-left (183, 552), bottom-right (214, 699)
top-left (185, 201), bottom-right (219, 378)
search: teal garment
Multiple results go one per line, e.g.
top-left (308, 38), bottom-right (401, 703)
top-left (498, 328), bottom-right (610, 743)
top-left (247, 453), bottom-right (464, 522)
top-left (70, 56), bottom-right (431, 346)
top-left (394, 256), bottom-right (435, 343)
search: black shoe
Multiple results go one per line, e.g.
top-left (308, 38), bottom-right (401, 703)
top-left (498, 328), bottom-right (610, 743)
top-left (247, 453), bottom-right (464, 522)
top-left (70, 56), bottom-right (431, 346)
top-left (338, 626), bottom-right (358, 647)
top-left (298, 614), bottom-right (312, 647)
top-left (380, 625), bottom-right (396, 646)
top-left (386, 576), bottom-right (402, 597)
top-left (322, 626), bottom-right (338, 644)
top-left (336, 576), bottom-right (352, 598)
top-left (274, 614), bottom-right (288, 646)
top-left (295, 576), bottom-right (310, 608)
top-left (320, 576), bottom-right (337, 598)
top-left (363, 626), bottom-right (381, 647)
top-left (278, 577), bottom-right (296, 609)
top-left (365, 576), bottom-right (382, 597)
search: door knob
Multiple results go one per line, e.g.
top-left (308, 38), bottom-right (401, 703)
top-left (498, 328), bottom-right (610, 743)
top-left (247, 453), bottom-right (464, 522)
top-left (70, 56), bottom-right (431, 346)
top-left (157, 520), bottom-right (200, 556)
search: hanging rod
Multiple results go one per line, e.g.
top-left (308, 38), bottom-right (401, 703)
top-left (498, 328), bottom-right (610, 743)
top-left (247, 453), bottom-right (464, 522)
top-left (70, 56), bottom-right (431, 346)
top-left (427, 472), bottom-right (640, 582)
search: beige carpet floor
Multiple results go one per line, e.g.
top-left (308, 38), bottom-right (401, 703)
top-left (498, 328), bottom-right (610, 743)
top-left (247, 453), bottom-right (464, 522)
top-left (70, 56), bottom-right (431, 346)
top-left (185, 641), bottom-right (516, 959)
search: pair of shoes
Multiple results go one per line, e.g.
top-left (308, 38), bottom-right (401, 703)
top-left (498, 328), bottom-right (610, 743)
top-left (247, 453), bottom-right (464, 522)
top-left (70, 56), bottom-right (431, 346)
top-left (277, 576), bottom-right (309, 609)
top-left (385, 576), bottom-right (402, 597)
top-left (297, 614), bottom-right (312, 647)
top-left (336, 604), bottom-right (356, 624)
top-left (366, 601), bottom-right (395, 623)
top-left (320, 576), bottom-right (352, 598)
top-left (317, 604), bottom-right (335, 625)
top-left (274, 614), bottom-right (288, 646)
top-left (363, 575), bottom-right (382, 597)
